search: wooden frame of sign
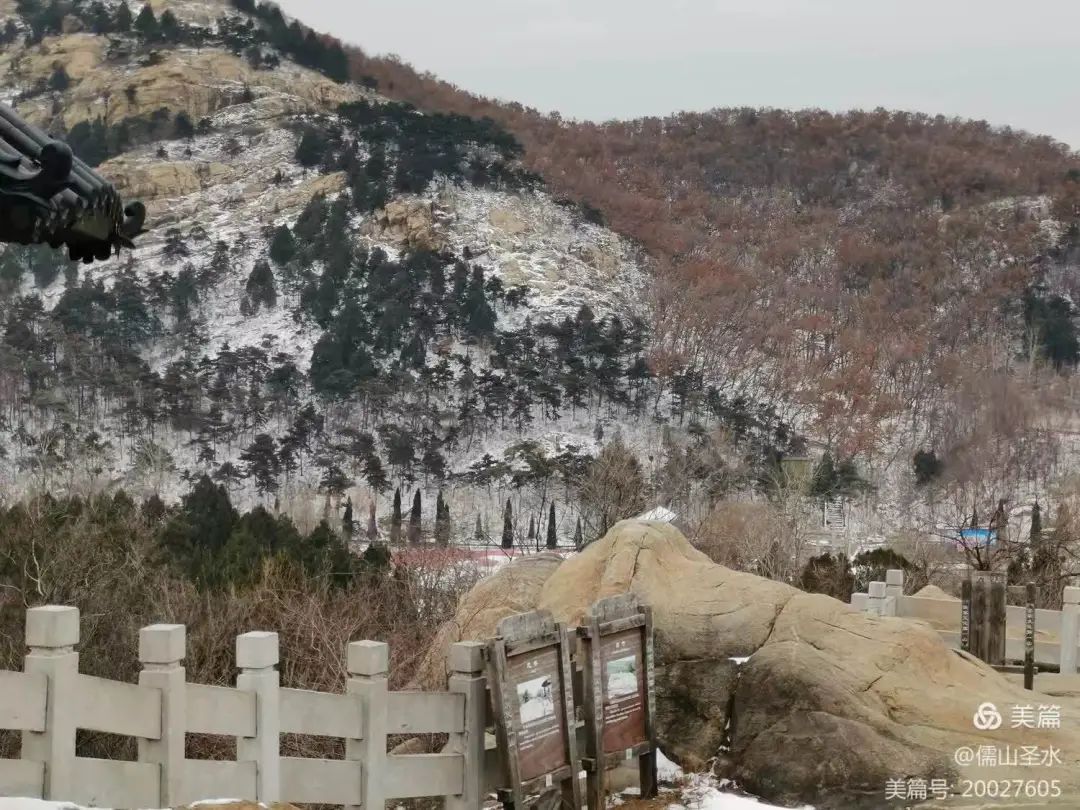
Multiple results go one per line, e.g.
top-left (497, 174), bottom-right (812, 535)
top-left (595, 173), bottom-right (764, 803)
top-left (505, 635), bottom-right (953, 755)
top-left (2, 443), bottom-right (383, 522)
top-left (487, 608), bottom-right (583, 810)
top-left (577, 594), bottom-right (657, 810)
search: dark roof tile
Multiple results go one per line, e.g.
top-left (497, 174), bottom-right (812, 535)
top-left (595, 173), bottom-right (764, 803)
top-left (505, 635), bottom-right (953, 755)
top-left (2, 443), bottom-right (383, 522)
top-left (0, 102), bottom-right (146, 263)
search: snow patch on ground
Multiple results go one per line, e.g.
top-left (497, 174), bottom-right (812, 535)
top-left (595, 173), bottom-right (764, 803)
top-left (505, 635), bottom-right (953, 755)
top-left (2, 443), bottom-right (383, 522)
top-left (643, 750), bottom-right (811, 810)
top-left (662, 773), bottom-right (814, 810)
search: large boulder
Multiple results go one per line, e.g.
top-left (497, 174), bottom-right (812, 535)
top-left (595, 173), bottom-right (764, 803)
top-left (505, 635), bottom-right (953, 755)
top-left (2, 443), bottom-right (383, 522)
top-left (412, 552), bottom-right (563, 690)
top-left (428, 520), bottom-right (1080, 807)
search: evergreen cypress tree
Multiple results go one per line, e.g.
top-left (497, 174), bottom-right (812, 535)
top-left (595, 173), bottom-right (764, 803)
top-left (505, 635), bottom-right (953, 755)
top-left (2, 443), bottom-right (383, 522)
top-left (574, 517), bottom-right (584, 549)
top-left (435, 490), bottom-right (450, 545)
top-left (390, 487), bottom-right (402, 544)
top-left (546, 502), bottom-right (557, 549)
top-left (528, 516), bottom-right (536, 541)
top-left (367, 500), bottom-right (378, 541)
top-left (502, 498), bottom-right (514, 549)
top-left (408, 489), bottom-right (422, 544)
top-left (342, 497), bottom-right (353, 538)
top-left (474, 513), bottom-right (484, 544)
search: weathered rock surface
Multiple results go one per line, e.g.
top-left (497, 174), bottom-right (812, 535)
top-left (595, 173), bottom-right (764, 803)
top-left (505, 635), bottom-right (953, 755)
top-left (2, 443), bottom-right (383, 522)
top-left (427, 520), bottom-right (1080, 807)
top-left (7, 39), bottom-right (362, 130)
top-left (413, 551), bottom-right (563, 690)
top-left (364, 198), bottom-right (449, 252)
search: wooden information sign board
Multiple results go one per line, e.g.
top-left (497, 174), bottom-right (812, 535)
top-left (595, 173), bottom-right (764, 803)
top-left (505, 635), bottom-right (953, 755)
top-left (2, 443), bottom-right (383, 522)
top-left (487, 609), bottom-right (582, 810)
top-left (578, 594), bottom-right (657, 810)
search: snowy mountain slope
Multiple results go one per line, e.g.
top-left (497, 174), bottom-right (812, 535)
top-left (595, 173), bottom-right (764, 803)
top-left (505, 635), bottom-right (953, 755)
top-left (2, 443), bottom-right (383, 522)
top-left (0, 0), bottom-right (720, 543)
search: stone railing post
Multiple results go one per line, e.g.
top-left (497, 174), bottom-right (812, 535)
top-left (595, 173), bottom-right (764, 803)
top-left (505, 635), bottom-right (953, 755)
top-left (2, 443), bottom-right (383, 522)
top-left (446, 641), bottom-right (486, 810)
top-left (1060, 587), bottom-right (1080, 675)
top-left (850, 592), bottom-right (870, 613)
top-left (868, 581), bottom-right (887, 616)
top-left (22, 605), bottom-right (79, 800)
top-left (236, 631), bottom-right (280, 802)
top-left (138, 623), bottom-right (187, 807)
top-left (348, 640), bottom-right (388, 810)
top-left (885, 568), bottom-right (904, 611)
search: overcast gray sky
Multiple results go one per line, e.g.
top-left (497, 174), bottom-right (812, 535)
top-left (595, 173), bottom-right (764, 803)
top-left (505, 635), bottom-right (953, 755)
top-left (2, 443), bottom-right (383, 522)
top-left (275, 0), bottom-right (1080, 149)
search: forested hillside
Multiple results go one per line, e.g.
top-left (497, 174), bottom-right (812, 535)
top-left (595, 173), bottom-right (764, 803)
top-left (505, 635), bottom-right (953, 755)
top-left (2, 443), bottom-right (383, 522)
top-left (5, 0), bottom-right (1080, 562)
top-left (0, 0), bottom-right (807, 550)
top-left (344, 42), bottom-right (1080, 524)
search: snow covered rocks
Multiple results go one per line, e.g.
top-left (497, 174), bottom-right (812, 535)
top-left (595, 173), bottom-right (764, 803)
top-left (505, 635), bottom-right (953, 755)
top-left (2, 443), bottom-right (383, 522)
top-left (428, 520), bottom-right (1080, 807)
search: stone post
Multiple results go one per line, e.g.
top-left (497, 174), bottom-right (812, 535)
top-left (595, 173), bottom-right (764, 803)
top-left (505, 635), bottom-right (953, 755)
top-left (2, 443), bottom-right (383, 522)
top-left (22, 605), bottom-right (80, 800)
top-left (446, 641), bottom-right (486, 810)
top-left (348, 640), bottom-right (388, 810)
top-left (850, 592), bottom-right (870, 613)
top-left (236, 631), bottom-right (280, 802)
top-left (868, 581), bottom-right (887, 616)
top-left (1060, 586), bottom-right (1080, 675)
top-left (138, 623), bottom-right (187, 807)
top-left (885, 569), bottom-right (904, 607)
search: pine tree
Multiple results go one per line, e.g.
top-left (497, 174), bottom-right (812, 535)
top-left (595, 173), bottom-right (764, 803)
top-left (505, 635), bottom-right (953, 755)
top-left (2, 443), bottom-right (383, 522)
top-left (114, 1), bottom-right (133, 31)
top-left (342, 497), bottom-right (354, 538)
top-left (295, 129), bottom-right (327, 168)
top-left (159, 9), bottom-right (181, 42)
top-left (464, 266), bottom-right (496, 339)
top-left (408, 489), bottom-right (422, 544)
top-left (245, 259), bottom-right (277, 312)
top-left (268, 225), bottom-right (296, 266)
top-left (134, 4), bottom-right (159, 39)
top-left (546, 502), bottom-right (557, 549)
top-left (367, 500), bottom-right (378, 541)
top-left (364, 455), bottom-right (389, 492)
top-left (435, 490), bottom-right (450, 545)
top-left (574, 517), bottom-right (584, 549)
top-left (240, 433), bottom-right (280, 496)
top-left (502, 499), bottom-right (514, 549)
top-left (161, 475), bottom-right (238, 584)
top-left (390, 487), bottom-right (402, 544)
top-left (48, 65), bottom-right (70, 92)
top-left (86, 0), bottom-right (112, 33)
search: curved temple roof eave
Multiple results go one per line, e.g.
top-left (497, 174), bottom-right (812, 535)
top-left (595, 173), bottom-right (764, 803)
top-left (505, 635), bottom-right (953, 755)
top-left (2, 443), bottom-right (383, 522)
top-left (0, 102), bottom-right (146, 263)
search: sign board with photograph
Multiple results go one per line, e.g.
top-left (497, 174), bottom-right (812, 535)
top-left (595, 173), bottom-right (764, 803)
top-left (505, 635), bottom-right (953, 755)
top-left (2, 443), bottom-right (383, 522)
top-left (487, 609), bottom-right (582, 810)
top-left (578, 594), bottom-right (657, 810)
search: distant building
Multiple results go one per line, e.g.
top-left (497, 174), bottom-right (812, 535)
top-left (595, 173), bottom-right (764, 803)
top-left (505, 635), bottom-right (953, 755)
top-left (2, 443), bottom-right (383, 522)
top-left (634, 505), bottom-right (691, 535)
top-left (958, 528), bottom-right (997, 549)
